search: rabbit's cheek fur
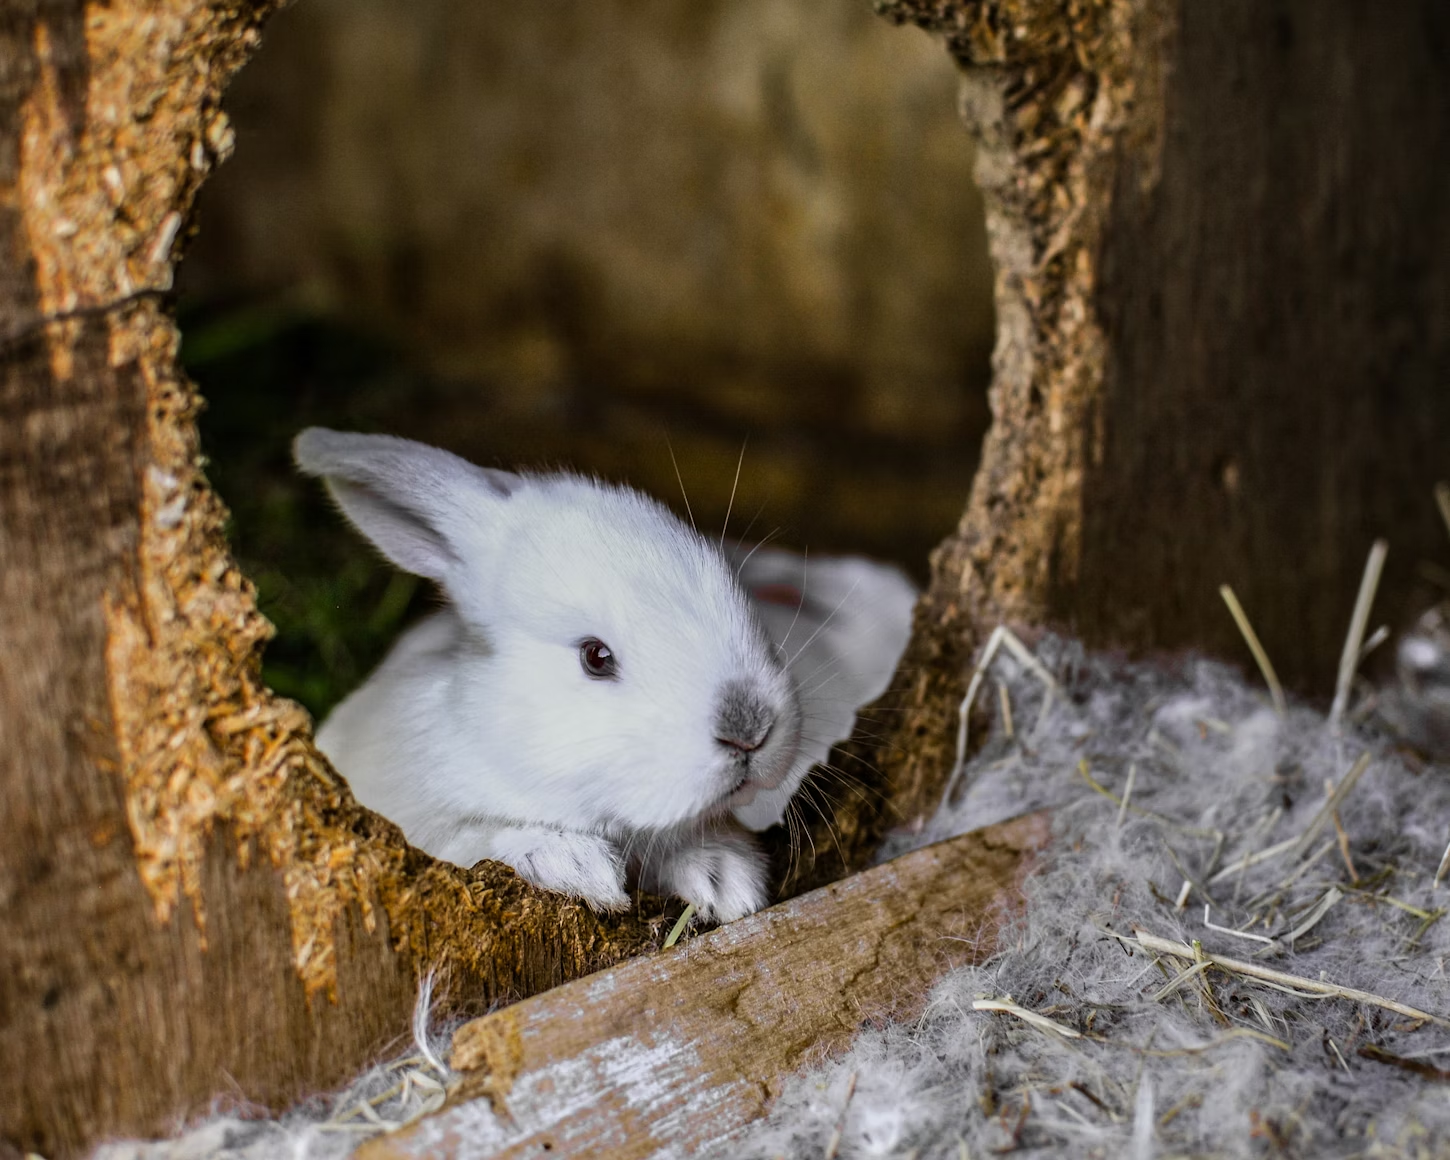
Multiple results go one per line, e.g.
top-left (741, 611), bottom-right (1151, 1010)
top-left (477, 606), bottom-right (804, 828)
top-left (474, 640), bottom-right (770, 831)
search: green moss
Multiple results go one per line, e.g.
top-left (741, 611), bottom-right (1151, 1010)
top-left (184, 301), bottom-right (438, 718)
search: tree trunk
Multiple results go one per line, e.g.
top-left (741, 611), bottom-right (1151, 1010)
top-left (0, 5), bottom-right (658, 1156)
top-left (4, 0), bottom-right (1448, 1155)
top-left (790, 0), bottom-right (1450, 888)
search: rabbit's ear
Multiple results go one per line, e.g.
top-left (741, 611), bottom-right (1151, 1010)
top-left (294, 428), bottom-right (516, 582)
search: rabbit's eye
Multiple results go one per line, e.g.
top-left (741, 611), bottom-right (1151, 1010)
top-left (579, 638), bottom-right (618, 679)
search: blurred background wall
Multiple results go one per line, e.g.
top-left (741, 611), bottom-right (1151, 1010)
top-left (178, 0), bottom-right (996, 711)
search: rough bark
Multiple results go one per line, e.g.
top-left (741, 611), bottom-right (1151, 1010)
top-left (781, 0), bottom-right (1176, 890)
top-left (0, 5), bottom-right (654, 1156)
top-left (360, 812), bottom-right (1048, 1160)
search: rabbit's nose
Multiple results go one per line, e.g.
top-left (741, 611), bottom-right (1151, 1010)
top-left (716, 681), bottom-right (775, 752)
top-left (719, 730), bottom-right (770, 754)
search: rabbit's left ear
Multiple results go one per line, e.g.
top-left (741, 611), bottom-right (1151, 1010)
top-left (294, 427), bottom-right (519, 585)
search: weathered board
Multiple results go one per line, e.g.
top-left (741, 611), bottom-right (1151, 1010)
top-left (361, 810), bottom-right (1049, 1160)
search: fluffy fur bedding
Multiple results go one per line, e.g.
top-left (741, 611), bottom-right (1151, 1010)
top-left (95, 636), bottom-right (1450, 1159)
top-left (732, 635), bottom-right (1450, 1159)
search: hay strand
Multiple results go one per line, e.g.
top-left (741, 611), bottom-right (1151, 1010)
top-left (973, 997), bottom-right (1083, 1040)
top-left (662, 903), bottom-right (697, 949)
top-left (1288, 752), bottom-right (1371, 861)
top-left (1207, 835), bottom-right (1298, 886)
top-left (1329, 539), bottom-right (1388, 728)
top-left (1251, 887), bottom-right (1343, 957)
top-left (1134, 930), bottom-right (1450, 1029)
top-left (1359, 1044), bottom-right (1450, 1083)
top-left (1218, 585), bottom-right (1285, 716)
top-left (1116, 763), bottom-right (1137, 830)
top-left (822, 1072), bottom-right (858, 1160)
top-left (944, 626), bottom-right (1057, 805)
top-left (1434, 837), bottom-right (1450, 891)
top-left (1201, 906), bottom-right (1275, 948)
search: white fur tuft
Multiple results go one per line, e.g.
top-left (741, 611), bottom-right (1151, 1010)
top-left (728, 545), bottom-right (918, 832)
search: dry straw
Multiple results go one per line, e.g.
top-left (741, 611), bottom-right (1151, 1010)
top-left (1218, 585), bottom-right (1285, 716)
top-left (1329, 539), bottom-right (1388, 728)
top-left (1133, 930), bottom-right (1450, 1029)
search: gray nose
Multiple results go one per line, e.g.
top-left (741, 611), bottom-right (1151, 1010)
top-left (716, 680), bottom-right (775, 753)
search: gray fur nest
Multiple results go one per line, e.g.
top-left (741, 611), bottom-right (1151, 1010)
top-left (731, 634), bottom-right (1450, 1160)
top-left (96, 635), bottom-right (1450, 1160)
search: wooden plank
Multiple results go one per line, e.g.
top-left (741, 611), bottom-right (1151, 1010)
top-left (361, 811), bottom-right (1049, 1160)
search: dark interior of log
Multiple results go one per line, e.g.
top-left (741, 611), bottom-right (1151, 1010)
top-left (1077, 1), bottom-right (1450, 689)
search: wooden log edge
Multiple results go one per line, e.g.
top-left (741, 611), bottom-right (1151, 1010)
top-left (360, 810), bottom-right (1050, 1160)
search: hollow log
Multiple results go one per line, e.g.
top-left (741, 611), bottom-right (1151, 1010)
top-left (3, 0), bottom-right (1448, 1156)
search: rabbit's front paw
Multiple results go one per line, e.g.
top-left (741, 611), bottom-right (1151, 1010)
top-left (652, 831), bottom-right (768, 924)
top-left (492, 826), bottom-right (629, 912)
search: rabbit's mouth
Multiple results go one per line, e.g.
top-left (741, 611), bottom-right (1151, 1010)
top-left (723, 773), bottom-right (760, 808)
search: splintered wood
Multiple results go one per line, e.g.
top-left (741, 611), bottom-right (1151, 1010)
top-left (361, 812), bottom-right (1049, 1160)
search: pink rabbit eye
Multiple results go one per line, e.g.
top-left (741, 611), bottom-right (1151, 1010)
top-left (579, 638), bottom-right (618, 679)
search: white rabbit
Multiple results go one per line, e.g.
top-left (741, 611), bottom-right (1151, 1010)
top-left (296, 429), bottom-right (917, 922)
top-left (296, 428), bottom-right (803, 922)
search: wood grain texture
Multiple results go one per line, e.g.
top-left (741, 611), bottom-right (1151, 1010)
top-left (0, 2), bottom-right (968, 1147)
top-left (1079, 1), bottom-right (1450, 686)
top-left (779, 0), bottom-right (1169, 892)
top-left (0, 286), bottom-right (665, 1158)
top-left (361, 811), bottom-right (1048, 1160)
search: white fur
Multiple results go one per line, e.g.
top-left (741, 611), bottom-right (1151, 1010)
top-left (298, 429), bottom-right (813, 921)
top-left (298, 430), bottom-right (917, 921)
top-left (728, 545), bottom-right (917, 831)
top-left (634, 824), bottom-right (770, 924)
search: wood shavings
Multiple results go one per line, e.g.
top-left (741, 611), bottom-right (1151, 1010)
top-left (97, 301), bottom-right (663, 1011)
